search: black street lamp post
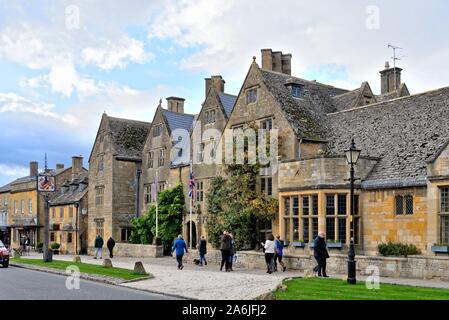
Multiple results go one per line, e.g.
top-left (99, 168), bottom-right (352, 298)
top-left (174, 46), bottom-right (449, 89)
top-left (74, 201), bottom-right (79, 255)
top-left (344, 139), bottom-right (361, 285)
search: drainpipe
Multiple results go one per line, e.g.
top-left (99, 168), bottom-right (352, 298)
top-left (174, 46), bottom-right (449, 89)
top-left (135, 164), bottom-right (142, 218)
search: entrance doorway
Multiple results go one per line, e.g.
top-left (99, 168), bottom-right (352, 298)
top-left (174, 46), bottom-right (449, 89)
top-left (186, 221), bottom-right (197, 249)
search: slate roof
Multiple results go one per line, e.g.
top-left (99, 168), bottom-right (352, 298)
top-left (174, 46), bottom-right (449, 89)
top-left (218, 92), bottom-right (237, 118)
top-left (325, 86), bottom-right (449, 187)
top-left (259, 69), bottom-right (348, 140)
top-left (376, 83), bottom-right (410, 103)
top-left (332, 88), bottom-right (362, 112)
top-left (0, 183), bottom-right (11, 193)
top-left (161, 109), bottom-right (196, 133)
top-left (108, 116), bottom-right (151, 160)
top-left (50, 172), bottom-right (88, 206)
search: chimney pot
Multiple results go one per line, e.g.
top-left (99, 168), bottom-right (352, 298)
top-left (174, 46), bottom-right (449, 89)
top-left (166, 97), bottom-right (185, 113)
top-left (30, 161), bottom-right (38, 177)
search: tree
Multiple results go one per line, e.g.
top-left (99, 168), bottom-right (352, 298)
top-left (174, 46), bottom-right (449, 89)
top-left (130, 184), bottom-right (184, 253)
top-left (206, 164), bottom-right (278, 250)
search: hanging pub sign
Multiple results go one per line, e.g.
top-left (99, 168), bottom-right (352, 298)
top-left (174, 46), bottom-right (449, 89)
top-left (37, 174), bottom-right (56, 192)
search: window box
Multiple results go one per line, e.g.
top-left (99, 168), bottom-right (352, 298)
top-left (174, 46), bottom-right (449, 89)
top-left (291, 241), bottom-right (305, 248)
top-left (327, 242), bottom-right (343, 249)
top-left (431, 245), bottom-right (449, 253)
top-left (308, 242), bottom-right (343, 249)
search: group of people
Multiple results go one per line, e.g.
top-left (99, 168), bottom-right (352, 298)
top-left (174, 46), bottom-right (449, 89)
top-left (219, 231), bottom-right (236, 272)
top-left (262, 234), bottom-right (287, 274)
top-left (93, 234), bottom-right (115, 259)
top-left (163, 230), bottom-right (332, 278)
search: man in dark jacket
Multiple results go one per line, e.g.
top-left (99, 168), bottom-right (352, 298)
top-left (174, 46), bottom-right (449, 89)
top-left (219, 231), bottom-right (231, 272)
top-left (107, 237), bottom-right (115, 259)
top-left (198, 235), bottom-right (207, 266)
top-left (313, 232), bottom-right (330, 277)
top-left (94, 234), bottom-right (104, 259)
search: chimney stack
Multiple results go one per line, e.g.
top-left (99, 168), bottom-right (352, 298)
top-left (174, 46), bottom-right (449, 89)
top-left (166, 97), bottom-right (185, 113)
top-left (261, 49), bottom-right (292, 75)
top-left (30, 161), bottom-right (38, 177)
top-left (56, 164), bottom-right (65, 170)
top-left (205, 76), bottom-right (225, 97)
top-left (380, 61), bottom-right (402, 94)
top-left (72, 156), bottom-right (83, 176)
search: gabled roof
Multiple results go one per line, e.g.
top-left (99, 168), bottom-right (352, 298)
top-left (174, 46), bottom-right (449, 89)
top-left (161, 109), bottom-right (196, 134)
top-left (325, 86), bottom-right (449, 187)
top-left (50, 172), bottom-right (88, 206)
top-left (259, 68), bottom-right (349, 140)
top-left (332, 82), bottom-right (377, 112)
top-left (107, 116), bottom-right (151, 160)
top-left (376, 83), bottom-right (410, 103)
top-left (218, 92), bottom-right (237, 118)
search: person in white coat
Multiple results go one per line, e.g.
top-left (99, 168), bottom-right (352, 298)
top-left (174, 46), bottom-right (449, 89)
top-left (263, 234), bottom-right (276, 274)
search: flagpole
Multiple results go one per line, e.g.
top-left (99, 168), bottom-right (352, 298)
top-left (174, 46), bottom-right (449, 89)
top-left (155, 168), bottom-right (159, 239)
top-left (189, 161), bottom-right (193, 250)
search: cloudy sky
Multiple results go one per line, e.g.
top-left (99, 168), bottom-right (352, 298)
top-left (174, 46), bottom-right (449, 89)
top-left (0, 0), bottom-right (448, 186)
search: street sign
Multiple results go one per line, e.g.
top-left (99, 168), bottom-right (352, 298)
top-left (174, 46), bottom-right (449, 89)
top-left (37, 175), bottom-right (56, 192)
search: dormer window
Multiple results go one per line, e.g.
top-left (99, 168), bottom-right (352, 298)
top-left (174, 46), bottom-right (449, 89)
top-left (246, 88), bottom-right (257, 104)
top-left (204, 109), bottom-right (216, 124)
top-left (291, 85), bottom-right (302, 98)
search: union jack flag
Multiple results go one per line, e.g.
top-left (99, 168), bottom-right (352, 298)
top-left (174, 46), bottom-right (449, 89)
top-left (188, 171), bottom-right (195, 200)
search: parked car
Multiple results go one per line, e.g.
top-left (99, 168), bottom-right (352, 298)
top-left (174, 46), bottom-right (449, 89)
top-left (0, 240), bottom-right (9, 268)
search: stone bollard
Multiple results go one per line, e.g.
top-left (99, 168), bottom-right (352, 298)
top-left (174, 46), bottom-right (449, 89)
top-left (134, 261), bottom-right (147, 275)
top-left (73, 256), bottom-right (81, 263)
top-left (103, 258), bottom-right (113, 268)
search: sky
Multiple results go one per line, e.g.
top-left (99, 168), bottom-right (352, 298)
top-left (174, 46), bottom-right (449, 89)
top-left (1, 0), bottom-right (449, 186)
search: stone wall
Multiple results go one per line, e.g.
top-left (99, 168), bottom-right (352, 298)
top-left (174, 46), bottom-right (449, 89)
top-left (185, 249), bottom-right (449, 280)
top-left (88, 243), bottom-right (163, 258)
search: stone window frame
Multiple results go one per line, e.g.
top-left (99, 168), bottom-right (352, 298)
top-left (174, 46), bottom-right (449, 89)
top-left (395, 194), bottom-right (414, 215)
top-left (246, 87), bottom-right (258, 104)
top-left (204, 108), bottom-right (217, 124)
top-left (13, 200), bottom-right (17, 215)
top-left (439, 187), bottom-right (449, 244)
top-left (21, 199), bottom-right (25, 214)
top-left (51, 207), bottom-right (56, 219)
top-left (195, 180), bottom-right (204, 202)
top-left (68, 206), bottom-right (73, 219)
top-left (291, 84), bottom-right (303, 98)
top-left (158, 148), bottom-right (165, 167)
top-left (59, 207), bottom-right (64, 219)
top-left (259, 176), bottom-right (273, 196)
top-left (148, 151), bottom-right (154, 169)
top-left (153, 124), bottom-right (163, 137)
top-left (121, 227), bottom-right (132, 242)
top-left (97, 153), bottom-right (104, 172)
top-left (197, 143), bottom-right (205, 163)
top-left (95, 219), bottom-right (104, 238)
top-left (95, 186), bottom-right (105, 206)
top-left (144, 183), bottom-right (152, 204)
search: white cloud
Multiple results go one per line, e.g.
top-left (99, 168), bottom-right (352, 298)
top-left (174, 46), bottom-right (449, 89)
top-left (147, 0), bottom-right (449, 93)
top-left (0, 164), bottom-right (29, 178)
top-left (81, 37), bottom-right (151, 70)
top-left (0, 92), bottom-right (77, 124)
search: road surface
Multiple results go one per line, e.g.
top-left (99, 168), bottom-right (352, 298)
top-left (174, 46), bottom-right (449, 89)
top-left (0, 266), bottom-right (178, 300)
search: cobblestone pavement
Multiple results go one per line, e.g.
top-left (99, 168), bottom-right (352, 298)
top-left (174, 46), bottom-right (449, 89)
top-left (20, 253), bottom-right (449, 300)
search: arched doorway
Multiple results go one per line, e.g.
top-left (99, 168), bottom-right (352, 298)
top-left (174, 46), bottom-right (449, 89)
top-left (186, 221), bottom-right (197, 249)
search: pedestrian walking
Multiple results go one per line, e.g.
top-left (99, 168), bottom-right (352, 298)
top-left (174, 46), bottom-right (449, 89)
top-left (219, 231), bottom-right (231, 272)
top-left (313, 232), bottom-right (330, 277)
top-left (24, 235), bottom-right (31, 256)
top-left (107, 237), bottom-right (115, 258)
top-left (228, 232), bottom-right (236, 271)
top-left (171, 235), bottom-right (188, 270)
top-left (94, 234), bottom-right (104, 259)
top-left (198, 235), bottom-right (207, 266)
top-left (274, 235), bottom-right (287, 272)
top-left (263, 234), bottom-right (276, 274)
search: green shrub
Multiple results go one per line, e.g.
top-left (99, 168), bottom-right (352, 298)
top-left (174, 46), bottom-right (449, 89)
top-left (378, 242), bottom-right (421, 257)
top-left (50, 242), bottom-right (60, 250)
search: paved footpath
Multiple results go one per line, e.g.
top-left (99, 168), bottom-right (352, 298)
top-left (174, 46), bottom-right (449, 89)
top-left (20, 253), bottom-right (449, 300)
